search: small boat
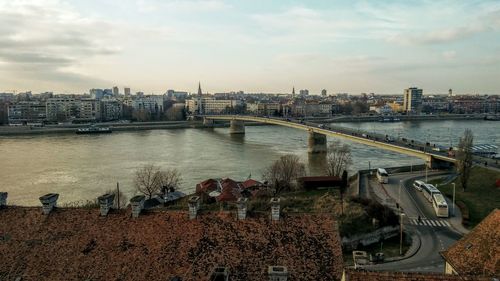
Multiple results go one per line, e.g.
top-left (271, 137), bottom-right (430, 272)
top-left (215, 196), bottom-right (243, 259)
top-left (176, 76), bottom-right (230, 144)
top-left (76, 125), bottom-right (112, 134)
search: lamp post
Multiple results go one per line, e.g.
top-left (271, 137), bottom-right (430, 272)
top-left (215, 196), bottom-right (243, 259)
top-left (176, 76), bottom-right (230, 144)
top-left (400, 212), bottom-right (405, 256)
top-left (399, 180), bottom-right (402, 209)
top-left (452, 183), bottom-right (456, 216)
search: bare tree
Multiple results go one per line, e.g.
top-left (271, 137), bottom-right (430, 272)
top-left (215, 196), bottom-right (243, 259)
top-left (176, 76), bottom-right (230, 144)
top-left (263, 154), bottom-right (306, 195)
top-left (325, 140), bottom-right (352, 177)
top-left (457, 129), bottom-right (474, 191)
top-left (158, 168), bottom-right (182, 195)
top-left (134, 164), bottom-right (162, 199)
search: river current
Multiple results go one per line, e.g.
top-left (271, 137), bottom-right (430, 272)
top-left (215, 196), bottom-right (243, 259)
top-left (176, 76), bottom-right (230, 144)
top-left (1, 120), bottom-right (498, 205)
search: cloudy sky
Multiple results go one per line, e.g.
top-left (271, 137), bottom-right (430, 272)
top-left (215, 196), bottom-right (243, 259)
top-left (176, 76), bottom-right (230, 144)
top-left (1, 0), bottom-right (499, 95)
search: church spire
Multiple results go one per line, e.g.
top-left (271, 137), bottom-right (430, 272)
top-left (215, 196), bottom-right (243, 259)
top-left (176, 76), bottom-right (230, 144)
top-left (197, 81), bottom-right (202, 96)
top-left (292, 86), bottom-right (295, 96)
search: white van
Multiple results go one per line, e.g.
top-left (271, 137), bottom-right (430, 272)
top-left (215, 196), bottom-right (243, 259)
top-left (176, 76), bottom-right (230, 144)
top-left (413, 180), bottom-right (425, 191)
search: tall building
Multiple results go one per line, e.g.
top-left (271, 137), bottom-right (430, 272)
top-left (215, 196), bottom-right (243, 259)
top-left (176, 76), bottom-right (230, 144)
top-left (321, 89), bottom-right (327, 97)
top-left (448, 89), bottom-right (453, 97)
top-left (112, 86), bottom-right (119, 96)
top-left (403, 87), bottom-right (423, 113)
top-left (124, 87), bottom-right (131, 96)
top-left (89, 89), bottom-right (104, 100)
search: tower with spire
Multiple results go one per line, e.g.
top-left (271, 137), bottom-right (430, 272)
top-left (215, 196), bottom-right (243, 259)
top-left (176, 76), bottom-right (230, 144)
top-left (292, 86), bottom-right (296, 98)
top-left (197, 82), bottom-right (202, 96)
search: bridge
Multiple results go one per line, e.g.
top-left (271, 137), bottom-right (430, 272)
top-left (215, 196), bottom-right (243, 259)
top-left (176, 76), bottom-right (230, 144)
top-left (201, 115), bottom-right (457, 168)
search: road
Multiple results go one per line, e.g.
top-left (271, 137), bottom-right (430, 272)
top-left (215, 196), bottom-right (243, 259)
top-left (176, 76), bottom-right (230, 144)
top-left (362, 172), bottom-right (463, 272)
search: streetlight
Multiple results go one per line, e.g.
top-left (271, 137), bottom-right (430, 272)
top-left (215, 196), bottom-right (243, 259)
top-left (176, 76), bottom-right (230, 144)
top-left (452, 183), bottom-right (456, 216)
top-left (400, 212), bottom-right (406, 256)
top-left (398, 180), bottom-right (403, 209)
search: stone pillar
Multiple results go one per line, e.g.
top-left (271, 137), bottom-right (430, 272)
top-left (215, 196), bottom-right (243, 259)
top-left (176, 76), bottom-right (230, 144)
top-left (270, 197), bottom-right (280, 221)
top-left (203, 117), bottom-right (214, 127)
top-left (130, 195), bottom-right (145, 218)
top-left (237, 197), bottom-right (248, 220)
top-left (229, 119), bottom-right (245, 134)
top-left (0, 192), bottom-right (7, 208)
top-left (268, 266), bottom-right (288, 281)
top-left (188, 196), bottom-right (200, 220)
top-left (39, 193), bottom-right (59, 215)
top-left (308, 131), bottom-right (327, 154)
top-left (98, 193), bottom-right (115, 216)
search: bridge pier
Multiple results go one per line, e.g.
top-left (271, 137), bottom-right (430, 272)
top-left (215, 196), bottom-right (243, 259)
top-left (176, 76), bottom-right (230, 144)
top-left (229, 119), bottom-right (245, 134)
top-left (427, 156), bottom-right (454, 169)
top-left (203, 117), bottom-right (214, 127)
top-left (308, 132), bottom-right (327, 154)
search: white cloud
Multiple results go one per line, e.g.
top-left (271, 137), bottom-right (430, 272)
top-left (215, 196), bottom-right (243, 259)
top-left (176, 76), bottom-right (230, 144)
top-left (0, 0), bottom-right (121, 91)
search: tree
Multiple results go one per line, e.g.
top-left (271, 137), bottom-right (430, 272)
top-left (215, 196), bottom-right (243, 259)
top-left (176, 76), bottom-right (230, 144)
top-left (325, 140), bottom-right (352, 178)
top-left (262, 154), bottom-right (306, 195)
top-left (158, 168), bottom-right (182, 195)
top-left (134, 164), bottom-right (162, 199)
top-left (456, 129), bottom-right (474, 191)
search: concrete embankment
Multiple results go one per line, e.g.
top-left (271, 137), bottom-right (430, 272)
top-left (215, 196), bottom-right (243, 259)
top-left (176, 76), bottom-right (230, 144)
top-left (0, 121), bottom-right (266, 136)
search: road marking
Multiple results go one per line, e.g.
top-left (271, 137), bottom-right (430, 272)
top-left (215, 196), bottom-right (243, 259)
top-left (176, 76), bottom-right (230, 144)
top-left (442, 221), bottom-right (451, 227)
top-left (435, 220), bottom-right (443, 227)
top-left (428, 220), bottom-right (436, 226)
top-left (422, 220), bottom-right (430, 226)
top-left (412, 219), bottom-right (417, 225)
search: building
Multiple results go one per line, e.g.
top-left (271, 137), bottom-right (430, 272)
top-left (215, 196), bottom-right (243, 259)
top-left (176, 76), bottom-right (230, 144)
top-left (7, 102), bottom-right (46, 124)
top-left (403, 87), bottom-right (423, 113)
top-left (89, 89), bottom-right (104, 100)
top-left (299, 89), bottom-right (309, 96)
top-left (78, 99), bottom-right (101, 121)
top-left (124, 87), bottom-right (131, 96)
top-left (246, 102), bottom-right (281, 116)
top-left (186, 97), bottom-right (243, 115)
top-left (321, 89), bottom-right (327, 97)
top-left (0, 207), bottom-right (343, 280)
top-left (133, 95), bottom-right (164, 114)
top-left (441, 209), bottom-right (499, 277)
top-left (101, 99), bottom-right (122, 121)
top-left (112, 86), bottom-right (119, 96)
top-left (166, 90), bottom-right (188, 101)
top-left (45, 97), bottom-right (80, 122)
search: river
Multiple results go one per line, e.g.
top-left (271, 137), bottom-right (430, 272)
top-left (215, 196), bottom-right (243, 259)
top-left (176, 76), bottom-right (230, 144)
top-left (0, 120), bottom-right (498, 205)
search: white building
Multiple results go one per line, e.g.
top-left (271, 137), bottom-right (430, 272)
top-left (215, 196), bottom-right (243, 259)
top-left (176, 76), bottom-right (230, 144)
top-left (186, 97), bottom-right (242, 115)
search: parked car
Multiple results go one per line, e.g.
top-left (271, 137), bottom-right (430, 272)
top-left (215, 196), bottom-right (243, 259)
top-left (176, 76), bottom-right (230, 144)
top-left (413, 180), bottom-right (425, 191)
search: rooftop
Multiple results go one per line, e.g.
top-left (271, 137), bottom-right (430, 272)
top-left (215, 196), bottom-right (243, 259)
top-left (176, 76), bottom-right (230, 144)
top-left (0, 206), bottom-right (343, 281)
top-left (441, 209), bottom-right (500, 277)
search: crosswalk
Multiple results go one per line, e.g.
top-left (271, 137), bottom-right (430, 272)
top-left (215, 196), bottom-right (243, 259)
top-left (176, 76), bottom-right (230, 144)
top-left (408, 218), bottom-right (451, 227)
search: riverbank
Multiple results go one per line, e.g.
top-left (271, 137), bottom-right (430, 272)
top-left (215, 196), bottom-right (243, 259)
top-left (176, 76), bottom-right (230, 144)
top-left (0, 121), bottom-right (266, 136)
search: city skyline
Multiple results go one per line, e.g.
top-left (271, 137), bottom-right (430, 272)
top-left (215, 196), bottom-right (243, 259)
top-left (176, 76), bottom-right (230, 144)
top-left (1, 0), bottom-right (500, 94)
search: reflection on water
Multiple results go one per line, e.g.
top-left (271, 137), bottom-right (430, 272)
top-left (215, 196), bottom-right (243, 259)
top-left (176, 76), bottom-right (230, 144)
top-left (1, 120), bottom-right (497, 206)
top-left (308, 153), bottom-right (327, 175)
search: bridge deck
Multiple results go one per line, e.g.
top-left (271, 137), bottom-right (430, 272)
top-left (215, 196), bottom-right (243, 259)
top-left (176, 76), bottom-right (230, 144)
top-left (203, 115), bottom-right (457, 163)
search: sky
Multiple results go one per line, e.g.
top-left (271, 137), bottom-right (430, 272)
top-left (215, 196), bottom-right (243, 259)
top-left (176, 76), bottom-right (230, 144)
top-left (0, 0), bottom-right (500, 95)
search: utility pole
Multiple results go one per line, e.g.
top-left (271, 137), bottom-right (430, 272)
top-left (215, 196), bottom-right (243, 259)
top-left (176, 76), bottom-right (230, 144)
top-left (116, 182), bottom-right (120, 210)
top-left (452, 183), bottom-right (456, 216)
top-left (399, 180), bottom-right (402, 208)
top-left (400, 213), bottom-right (405, 256)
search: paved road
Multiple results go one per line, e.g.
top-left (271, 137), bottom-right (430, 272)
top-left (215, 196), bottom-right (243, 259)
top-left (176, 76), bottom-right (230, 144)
top-left (363, 172), bottom-right (463, 273)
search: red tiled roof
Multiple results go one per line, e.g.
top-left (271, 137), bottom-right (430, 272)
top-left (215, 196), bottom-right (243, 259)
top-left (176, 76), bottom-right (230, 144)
top-left (343, 269), bottom-right (491, 281)
top-left (196, 178), bottom-right (218, 193)
top-left (241, 179), bottom-right (264, 189)
top-left (0, 207), bottom-right (343, 281)
top-left (441, 209), bottom-right (500, 277)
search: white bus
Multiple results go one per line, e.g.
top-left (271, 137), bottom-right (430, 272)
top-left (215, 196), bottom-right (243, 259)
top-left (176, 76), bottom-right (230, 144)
top-left (432, 193), bottom-right (449, 218)
top-left (376, 168), bottom-right (389, 184)
top-left (422, 184), bottom-right (440, 202)
top-left (413, 180), bottom-right (425, 191)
